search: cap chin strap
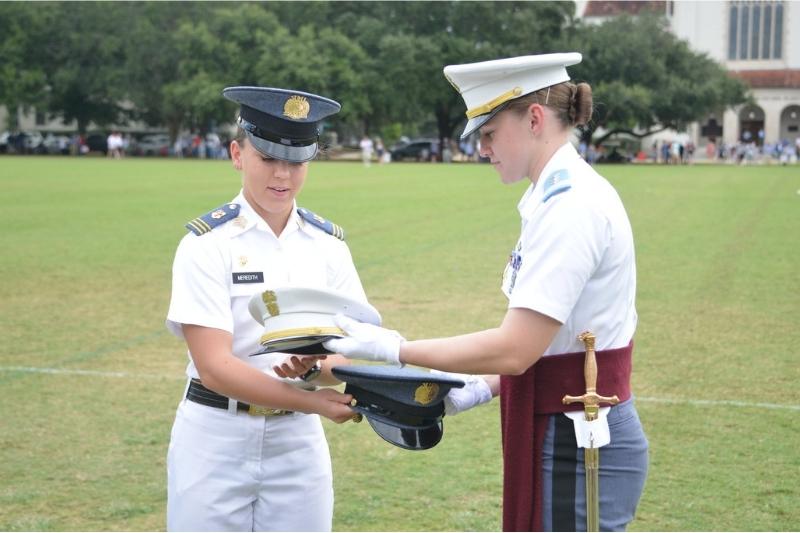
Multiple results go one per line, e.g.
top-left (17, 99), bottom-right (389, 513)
top-left (466, 86), bottom-right (523, 119)
top-left (238, 116), bottom-right (318, 147)
top-left (345, 384), bottom-right (444, 422)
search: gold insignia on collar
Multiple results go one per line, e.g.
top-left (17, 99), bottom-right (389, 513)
top-left (211, 209), bottom-right (226, 219)
top-left (414, 382), bottom-right (439, 405)
top-left (283, 95), bottom-right (310, 119)
top-left (233, 215), bottom-right (247, 228)
top-left (238, 256), bottom-right (248, 267)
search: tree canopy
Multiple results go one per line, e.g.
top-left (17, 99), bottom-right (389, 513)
top-left (0, 1), bottom-right (748, 147)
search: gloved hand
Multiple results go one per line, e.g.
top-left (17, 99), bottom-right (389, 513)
top-left (430, 370), bottom-right (493, 416)
top-left (322, 313), bottom-right (405, 366)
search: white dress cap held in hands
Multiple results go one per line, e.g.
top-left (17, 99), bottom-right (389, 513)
top-left (443, 52), bottom-right (582, 139)
top-left (248, 286), bottom-right (382, 355)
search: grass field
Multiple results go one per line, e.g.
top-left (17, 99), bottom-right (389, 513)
top-left (1, 156), bottom-right (799, 531)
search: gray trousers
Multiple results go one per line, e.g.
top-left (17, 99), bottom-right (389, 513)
top-left (541, 398), bottom-right (649, 532)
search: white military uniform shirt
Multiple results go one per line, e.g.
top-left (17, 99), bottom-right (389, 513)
top-left (164, 191), bottom-right (364, 532)
top-left (166, 190), bottom-right (367, 378)
top-left (501, 142), bottom-right (637, 355)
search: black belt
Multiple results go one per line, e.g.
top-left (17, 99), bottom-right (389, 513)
top-left (186, 379), bottom-right (294, 417)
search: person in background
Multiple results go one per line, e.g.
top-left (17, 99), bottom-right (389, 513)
top-left (359, 134), bottom-right (373, 167)
top-left (325, 53), bottom-right (649, 532)
top-left (107, 131), bottom-right (123, 158)
top-left (375, 137), bottom-right (385, 163)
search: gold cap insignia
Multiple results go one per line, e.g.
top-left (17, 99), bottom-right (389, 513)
top-left (414, 382), bottom-right (440, 405)
top-left (211, 209), bottom-right (226, 219)
top-left (283, 95), bottom-right (310, 120)
top-left (261, 290), bottom-right (280, 317)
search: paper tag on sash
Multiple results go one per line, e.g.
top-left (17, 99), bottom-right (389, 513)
top-left (564, 407), bottom-right (611, 449)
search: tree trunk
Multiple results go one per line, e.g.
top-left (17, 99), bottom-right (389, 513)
top-left (579, 125), bottom-right (595, 147)
top-left (8, 106), bottom-right (20, 130)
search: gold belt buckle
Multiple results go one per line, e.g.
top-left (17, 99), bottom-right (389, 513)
top-left (248, 404), bottom-right (291, 417)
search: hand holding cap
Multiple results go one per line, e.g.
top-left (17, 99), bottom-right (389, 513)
top-left (429, 370), bottom-right (493, 416)
top-left (323, 314), bottom-right (405, 366)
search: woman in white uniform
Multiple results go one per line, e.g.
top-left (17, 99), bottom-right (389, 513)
top-left (165, 86), bottom-right (364, 532)
top-left (325, 54), bottom-right (649, 531)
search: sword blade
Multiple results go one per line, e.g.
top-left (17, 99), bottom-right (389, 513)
top-left (585, 447), bottom-right (600, 532)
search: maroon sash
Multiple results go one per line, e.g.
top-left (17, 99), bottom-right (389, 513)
top-left (499, 342), bottom-right (633, 532)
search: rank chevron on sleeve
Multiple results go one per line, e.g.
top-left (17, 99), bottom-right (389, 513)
top-left (297, 207), bottom-right (345, 240)
top-left (185, 203), bottom-right (241, 235)
top-left (542, 169), bottom-right (572, 202)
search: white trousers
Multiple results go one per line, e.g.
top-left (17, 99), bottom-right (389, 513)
top-left (167, 399), bottom-right (333, 532)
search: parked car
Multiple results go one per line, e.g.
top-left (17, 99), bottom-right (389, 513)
top-left (42, 133), bottom-right (71, 155)
top-left (24, 131), bottom-right (46, 154)
top-left (136, 133), bottom-right (170, 156)
top-left (596, 148), bottom-right (632, 164)
top-left (86, 134), bottom-right (108, 155)
top-left (390, 139), bottom-right (439, 162)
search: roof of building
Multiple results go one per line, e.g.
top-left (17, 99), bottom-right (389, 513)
top-left (731, 69), bottom-right (800, 89)
top-left (582, 0), bottom-right (666, 17)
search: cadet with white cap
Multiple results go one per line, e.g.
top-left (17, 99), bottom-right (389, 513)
top-left (165, 86), bottom-right (370, 532)
top-left (325, 53), bottom-right (649, 531)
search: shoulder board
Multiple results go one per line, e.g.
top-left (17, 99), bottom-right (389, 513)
top-left (541, 169), bottom-right (572, 203)
top-left (185, 203), bottom-right (240, 236)
top-left (297, 207), bottom-right (345, 240)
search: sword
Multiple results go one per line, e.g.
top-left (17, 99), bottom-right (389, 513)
top-left (562, 331), bottom-right (620, 532)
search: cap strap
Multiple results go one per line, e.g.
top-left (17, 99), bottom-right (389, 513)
top-left (238, 116), bottom-right (318, 147)
top-left (466, 86), bottom-right (523, 119)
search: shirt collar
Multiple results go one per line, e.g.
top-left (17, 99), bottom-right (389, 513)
top-left (229, 190), bottom-right (301, 239)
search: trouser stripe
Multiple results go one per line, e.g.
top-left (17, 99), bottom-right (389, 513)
top-left (552, 414), bottom-right (578, 532)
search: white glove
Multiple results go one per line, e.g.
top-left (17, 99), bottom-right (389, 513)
top-left (430, 370), bottom-right (493, 416)
top-left (323, 313), bottom-right (405, 366)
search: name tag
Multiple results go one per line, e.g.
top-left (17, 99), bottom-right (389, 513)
top-left (232, 272), bottom-right (264, 284)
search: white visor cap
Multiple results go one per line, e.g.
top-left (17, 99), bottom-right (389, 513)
top-left (248, 286), bottom-right (382, 355)
top-left (443, 53), bottom-right (582, 139)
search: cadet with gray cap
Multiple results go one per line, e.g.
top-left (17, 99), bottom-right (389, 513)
top-left (166, 85), bottom-right (368, 532)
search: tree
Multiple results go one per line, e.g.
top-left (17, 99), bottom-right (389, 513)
top-left (35, 3), bottom-right (134, 134)
top-left (0, 3), bottom-right (53, 129)
top-left (564, 15), bottom-right (749, 147)
top-left (331, 1), bottom-right (576, 143)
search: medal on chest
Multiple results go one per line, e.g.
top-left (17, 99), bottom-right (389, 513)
top-left (502, 241), bottom-right (523, 295)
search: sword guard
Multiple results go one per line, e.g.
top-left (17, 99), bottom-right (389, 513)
top-left (562, 392), bottom-right (620, 408)
top-left (562, 331), bottom-right (621, 416)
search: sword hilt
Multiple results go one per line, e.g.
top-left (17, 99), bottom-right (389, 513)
top-left (562, 331), bottom-right (619, 420)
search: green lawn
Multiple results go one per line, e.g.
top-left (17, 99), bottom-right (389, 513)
top-left (1, 156), bottom-right (798, 531)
